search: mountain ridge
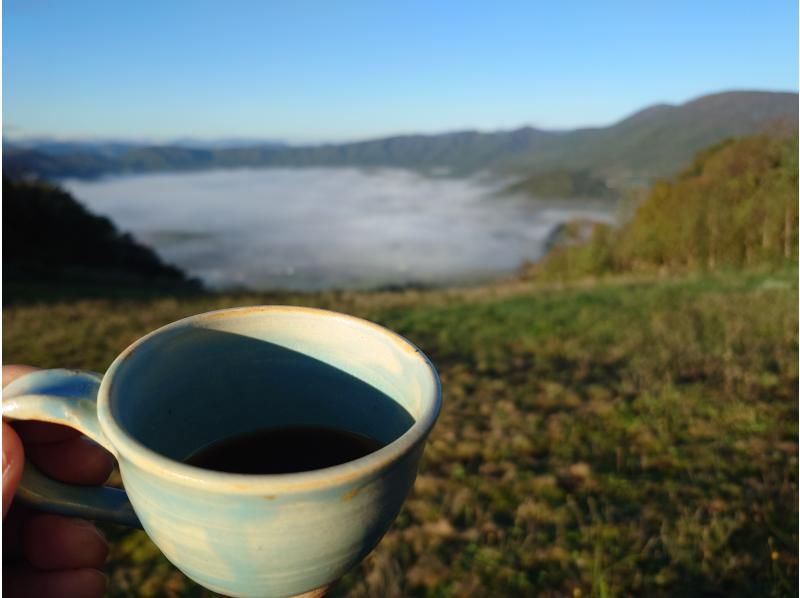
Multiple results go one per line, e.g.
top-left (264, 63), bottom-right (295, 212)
top-left (4, 90), bottom-right (797, 187)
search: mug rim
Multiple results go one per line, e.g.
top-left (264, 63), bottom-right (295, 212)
top-left (96, 305), bottom-right (441, 494)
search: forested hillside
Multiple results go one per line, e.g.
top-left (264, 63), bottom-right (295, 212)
top-left (531, 135), bottom-right (798, 278)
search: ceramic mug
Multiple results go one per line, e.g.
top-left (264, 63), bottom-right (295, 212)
top-left (2, 306), bottom-right (441, 598)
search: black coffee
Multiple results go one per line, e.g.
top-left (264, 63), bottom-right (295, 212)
top-left (184, 426), bottom-right (385, 474)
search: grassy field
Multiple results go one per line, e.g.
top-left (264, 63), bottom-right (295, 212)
top-left (3, 266), bottom-right (797, 597)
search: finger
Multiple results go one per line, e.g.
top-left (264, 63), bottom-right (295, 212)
top-left (2, 502), bottom-right (31, 559)
top-left (3, 423), bottom-right (25, 518)
top-left (3, 566), bottom-right (107, 598)
top-left (13, 422), bottom-right (81, 445)
top-left (23, 513), bottom-right (108, 570)
top-left (2, 365), bottom-right (40, 388)
top-left (25, 437), bottom-right (113, 486)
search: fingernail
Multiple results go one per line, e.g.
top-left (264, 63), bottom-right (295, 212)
top-left (2, 449), bottom-right (8, 479)
top-left (71, 518), bottom-right (107, 542)
top-left (71, 518), bottom-right (96, 529)
top-left (82, 569), bottom-right (109, 596)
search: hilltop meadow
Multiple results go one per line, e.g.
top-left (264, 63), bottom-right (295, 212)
top-left (2, 135), bottom-right (798, 596)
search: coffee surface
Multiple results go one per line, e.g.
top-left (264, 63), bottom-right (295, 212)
top-left (184, 426), bottom-right (385, 474)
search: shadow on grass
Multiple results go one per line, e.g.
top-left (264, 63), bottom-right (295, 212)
top-left (3, 278), bottom-right (207, 306)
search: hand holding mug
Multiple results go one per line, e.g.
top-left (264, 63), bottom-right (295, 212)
top-left (3, 365), bottom-right (111, 598)
top-left (2, 307), bottom-right (441, 598)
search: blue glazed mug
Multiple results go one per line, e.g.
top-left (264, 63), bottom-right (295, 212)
top-left (2, 306), bottom-right (441, 598)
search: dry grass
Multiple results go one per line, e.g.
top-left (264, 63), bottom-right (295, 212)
top-left (3, 267), bottom-right (797, 597)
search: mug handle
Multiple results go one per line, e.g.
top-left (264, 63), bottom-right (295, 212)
top-left (2, 369), bottom-right (141, 528)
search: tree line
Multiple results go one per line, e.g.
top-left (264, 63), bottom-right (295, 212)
top-left (530, 135), bottom-right (798, 279)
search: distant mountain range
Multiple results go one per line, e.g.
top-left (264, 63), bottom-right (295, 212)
top-left (4, 90), bottom-right (797, 189)
top-left (5, 137), bottom-right (286, 154)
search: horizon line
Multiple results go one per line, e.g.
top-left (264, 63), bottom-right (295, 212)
top-left (4, 87), bottom-right (797, 148)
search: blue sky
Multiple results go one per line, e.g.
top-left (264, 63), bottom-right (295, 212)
top-left (3, 0), bottom-right (797, 143)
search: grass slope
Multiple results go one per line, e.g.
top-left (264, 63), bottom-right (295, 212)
top-left (4, 267), bottom-right (796, 597)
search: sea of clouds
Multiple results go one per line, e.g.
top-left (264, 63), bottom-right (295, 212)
top-left (63, 167), bottom-right (614, 290)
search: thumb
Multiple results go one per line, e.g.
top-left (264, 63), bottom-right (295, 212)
top-left (3, 422), bottom-right (24, 518)
top-left (3, 364), bottom-right (38, 518)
